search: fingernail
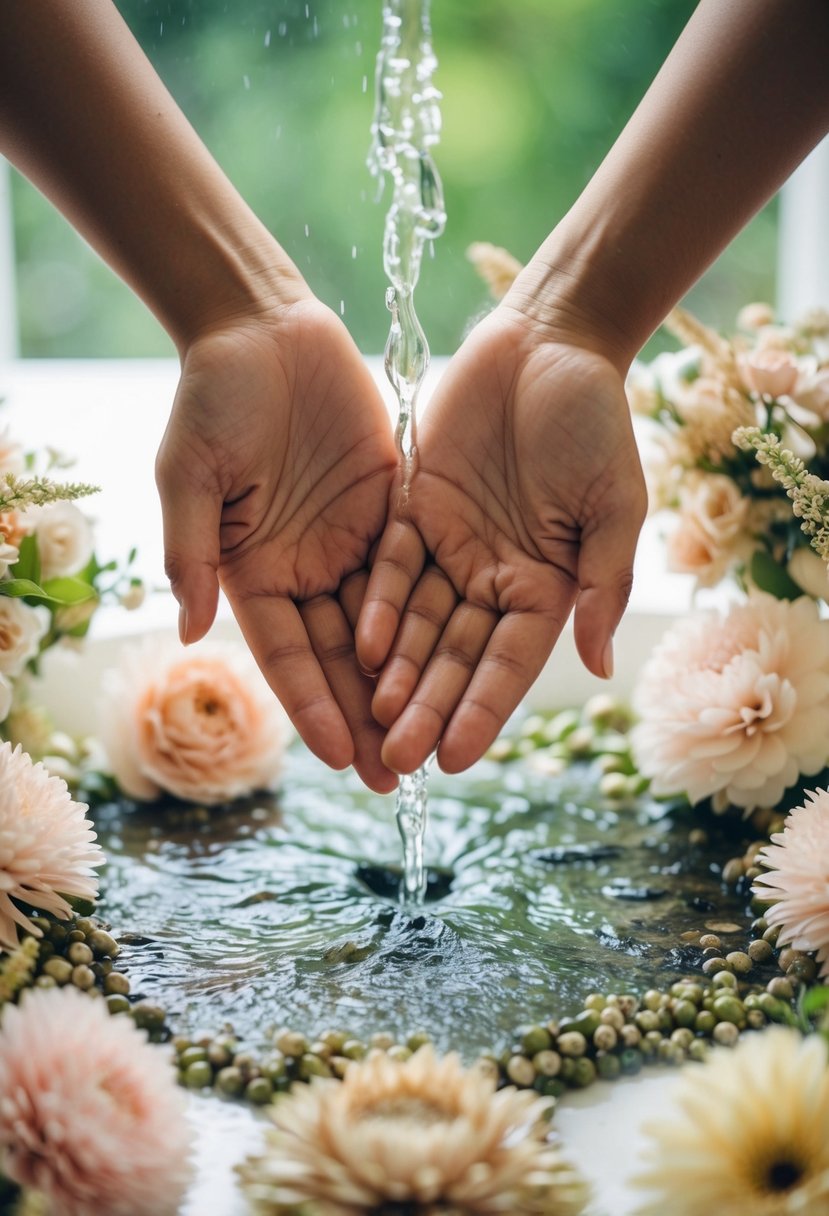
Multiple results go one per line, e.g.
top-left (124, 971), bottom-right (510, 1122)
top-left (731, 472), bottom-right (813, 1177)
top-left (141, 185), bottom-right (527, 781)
top-left (178, 603), bottom-right (189, 645)
top-left (602, 637), bottom-right (614, 679)
top-left (358, 661), bottom-right (379, 679)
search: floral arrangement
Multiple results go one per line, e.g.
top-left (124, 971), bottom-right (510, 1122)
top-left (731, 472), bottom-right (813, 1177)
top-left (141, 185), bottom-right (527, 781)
top-left (0, 415), bottom-right (142, 769)
top-left (8, 285), bottom-right (829, 1214)
top-left (627, 302), bottom-right (829, 598)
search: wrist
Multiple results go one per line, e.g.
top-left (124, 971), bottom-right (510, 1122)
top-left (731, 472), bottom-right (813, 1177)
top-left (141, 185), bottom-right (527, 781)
top-left (499, 216), bottom-right (662, 374)
top-left (159, 209), bottom-right (313, 352)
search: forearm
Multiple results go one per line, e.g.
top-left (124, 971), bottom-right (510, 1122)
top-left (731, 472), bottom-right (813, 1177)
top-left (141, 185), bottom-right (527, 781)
top-left (0, 0), bottom-right (308, 351)
top-left (508, 0), bottom-right (829, 369)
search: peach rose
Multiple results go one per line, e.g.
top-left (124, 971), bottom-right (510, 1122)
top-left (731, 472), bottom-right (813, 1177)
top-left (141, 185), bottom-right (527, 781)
top-left (739, 348), bottom-right (799, 399)
top-left (99, 639), bottom-right (290, 803)
top-left (665, 474), bottom-right (750, 587)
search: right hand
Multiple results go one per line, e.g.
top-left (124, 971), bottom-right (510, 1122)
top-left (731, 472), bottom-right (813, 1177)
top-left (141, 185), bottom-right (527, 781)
top-left (356, 305), bottom-right (648, 775)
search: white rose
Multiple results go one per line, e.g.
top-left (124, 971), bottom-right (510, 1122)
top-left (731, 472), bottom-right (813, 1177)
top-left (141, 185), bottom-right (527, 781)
top-left (0, 598), bottom-right (48, 677)
top-left (29, 502), bottom-right (94, 580)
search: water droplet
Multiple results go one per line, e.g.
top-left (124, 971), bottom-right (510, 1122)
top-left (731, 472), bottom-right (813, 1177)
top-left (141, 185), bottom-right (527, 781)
top-left (264, 29), bottom-right (271, 47)
top-left (361, 75), bottom-right (368, 93)
top-left (278, 21), bottom-right (287, 36)
top-left (159, 20), bottom-right (163, 35)
top-left (351, 245), bottom-right (357, 259)
top-left (243, 74), bottom-right (251, 91)
top-left (355, 40), bottom-right (363, 55)
top-left (304, 3), bottom-right (310, 16)
top-left (313, 16), bottom-right (319, 36)
top-left (304, 223), bottom-right (310, 237)
top-left (339, 300), bottom-right (346, 316)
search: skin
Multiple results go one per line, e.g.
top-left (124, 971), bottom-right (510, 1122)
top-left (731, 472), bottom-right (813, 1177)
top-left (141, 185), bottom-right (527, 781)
top-left (0, 0), bottom-right (398, 792)
top-left (357, 0), bottom-right (829, 775)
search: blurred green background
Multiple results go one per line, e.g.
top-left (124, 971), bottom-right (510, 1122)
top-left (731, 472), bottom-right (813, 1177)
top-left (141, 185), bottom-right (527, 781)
top-left (11, 0), bottom-right (777, 358)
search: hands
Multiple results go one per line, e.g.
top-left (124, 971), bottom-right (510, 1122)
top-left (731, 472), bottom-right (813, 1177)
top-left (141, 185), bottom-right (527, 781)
top-left (356, 306), bottom-right (648, 776)
top-left (155, 297), bottom-right (399, 794)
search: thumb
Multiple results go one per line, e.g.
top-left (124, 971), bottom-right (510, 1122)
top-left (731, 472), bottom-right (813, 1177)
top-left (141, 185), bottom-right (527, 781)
top-left (572, 511), bottom-right (641, 680)
top-left (156, 455), bottom-right (221, 646)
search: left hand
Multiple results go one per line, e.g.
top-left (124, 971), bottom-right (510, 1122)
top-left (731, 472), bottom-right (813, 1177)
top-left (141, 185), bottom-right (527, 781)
top-left (155, 299), bottom-right (399, 792)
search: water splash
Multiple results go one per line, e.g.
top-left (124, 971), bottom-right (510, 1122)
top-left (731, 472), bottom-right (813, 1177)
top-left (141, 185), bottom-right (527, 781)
top-left (369, 0), bottom-right (446, 498)
top-left (368, 0), bottom-right (446, 907)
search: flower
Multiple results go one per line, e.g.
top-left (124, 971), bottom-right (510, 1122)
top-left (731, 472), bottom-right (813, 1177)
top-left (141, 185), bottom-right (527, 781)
top-left (793, 364), bottom-right (829, 420)
top-left (0, 428), bottom-right (25, 479)
top-left (99, 638), bottom-right (290, 803)
top-left (237, 1045), bottom-right (589, 1216)
top-left (633, 1027), bottom-right (829, 1216)
top-left (0, 598), bottom-right (48, 678)
top-left (0, 741), bottom-right (102, 948)
top-left (739, 348), bottom-right (799, 399)
top-left (737, 301), bottom-right (776, 331)
top-left (0, 986), bottom-right (193, 1216)
top-left (752, 788), bottom-right (829, 977)
top-left (631, 594), bottom-right (829, 810)
top-left (664, 473), bottom-right (750, 587)
top-left (787, 547), bottom-right (829, 601)
top-left (466, 241), bottom-right (523, 300)
top-left (27, 500), bottom-right (94, 580)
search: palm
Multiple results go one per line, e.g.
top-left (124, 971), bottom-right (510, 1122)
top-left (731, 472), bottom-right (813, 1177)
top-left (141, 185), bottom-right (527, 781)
top-left (156, 299), bottom-right (398, 791)
top-left (357, 310), bottom-right (647, 774)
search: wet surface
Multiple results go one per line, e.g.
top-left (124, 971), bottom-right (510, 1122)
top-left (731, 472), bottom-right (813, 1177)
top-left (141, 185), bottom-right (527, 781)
top-left (94, 747), bottom-right (757, 1057)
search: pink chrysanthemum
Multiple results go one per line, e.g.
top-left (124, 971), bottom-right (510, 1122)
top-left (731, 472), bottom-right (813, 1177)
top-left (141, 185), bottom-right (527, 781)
top-left (0, 987), bottom-right (193, 1216)
top-left (0, 741), bottom-right (102, 949)
top-left (631, 594), bottom-right (829, 811)
top-left (753, 788), bottom-right (829, 976)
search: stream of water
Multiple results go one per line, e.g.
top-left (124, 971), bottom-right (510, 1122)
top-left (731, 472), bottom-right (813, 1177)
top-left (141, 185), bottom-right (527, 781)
top-left (368, 0), bottom-right (446, 907)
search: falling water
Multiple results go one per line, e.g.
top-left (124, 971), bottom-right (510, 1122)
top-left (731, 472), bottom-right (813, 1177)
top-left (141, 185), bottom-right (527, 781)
top-left (368, 0), bottom-right (445, 905)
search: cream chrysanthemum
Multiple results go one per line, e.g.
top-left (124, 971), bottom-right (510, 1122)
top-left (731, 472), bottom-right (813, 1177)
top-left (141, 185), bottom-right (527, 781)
top-left (0, 741), bottom-right (102, 948)
top-left (634, 1028), bottom-right (829, 1216)
top-left (238, 1046), bottom-right (589, 1216)
top-left (631, 594), bottom-right (829, 811)
top-left (0, 986), bottom-right (193, 1216)
top-left (753, 788), bottom-right (829, 976)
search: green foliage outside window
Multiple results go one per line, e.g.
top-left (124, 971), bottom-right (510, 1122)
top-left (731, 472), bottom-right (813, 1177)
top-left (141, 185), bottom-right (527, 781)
top-left (11, 0), bottom-right (777, 358)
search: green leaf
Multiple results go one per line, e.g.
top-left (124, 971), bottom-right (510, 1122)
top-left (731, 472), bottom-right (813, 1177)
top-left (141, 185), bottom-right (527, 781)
top-left (11, 534), bottom-right (40, 585)
top-left (40, 577), bottom-right (98, 605)
top-left (0, 577), bottom-right (50, 598)
top-left (750, 550), bottom-right (804, 601)
top-left (800, 986), bottom-right (829, 1018)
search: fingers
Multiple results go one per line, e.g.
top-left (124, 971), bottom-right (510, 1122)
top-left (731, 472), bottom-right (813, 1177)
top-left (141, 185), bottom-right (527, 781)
top-left (355, 517), bottom-right (426, 675)
top-left (156, 465), bottom-right (221, 646)
top-left (228, 589), bottom-right (355, 774)
top-left (572, 508), bottom-right (644, 680)
top-left (379, 600), bottom-right (500, 774)
top-left (300, 591), bottom-right (398, 795)
top-left (371, 565), bottom-right (459, 727)
top-left (381, 606), bottom-right (569, 776)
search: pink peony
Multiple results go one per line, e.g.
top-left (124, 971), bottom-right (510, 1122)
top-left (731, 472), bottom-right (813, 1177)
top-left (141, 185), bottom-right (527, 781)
top-left (0, 742), bottom-right (102, 949)
top-left (753, 788), bottom-right (829, 977)
top-left (99, 638), bottom-right (290, 803)
top-left (631, 594), bottom-right (829, 810)
top-left (0, 986), bottom-right (193, 1216)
